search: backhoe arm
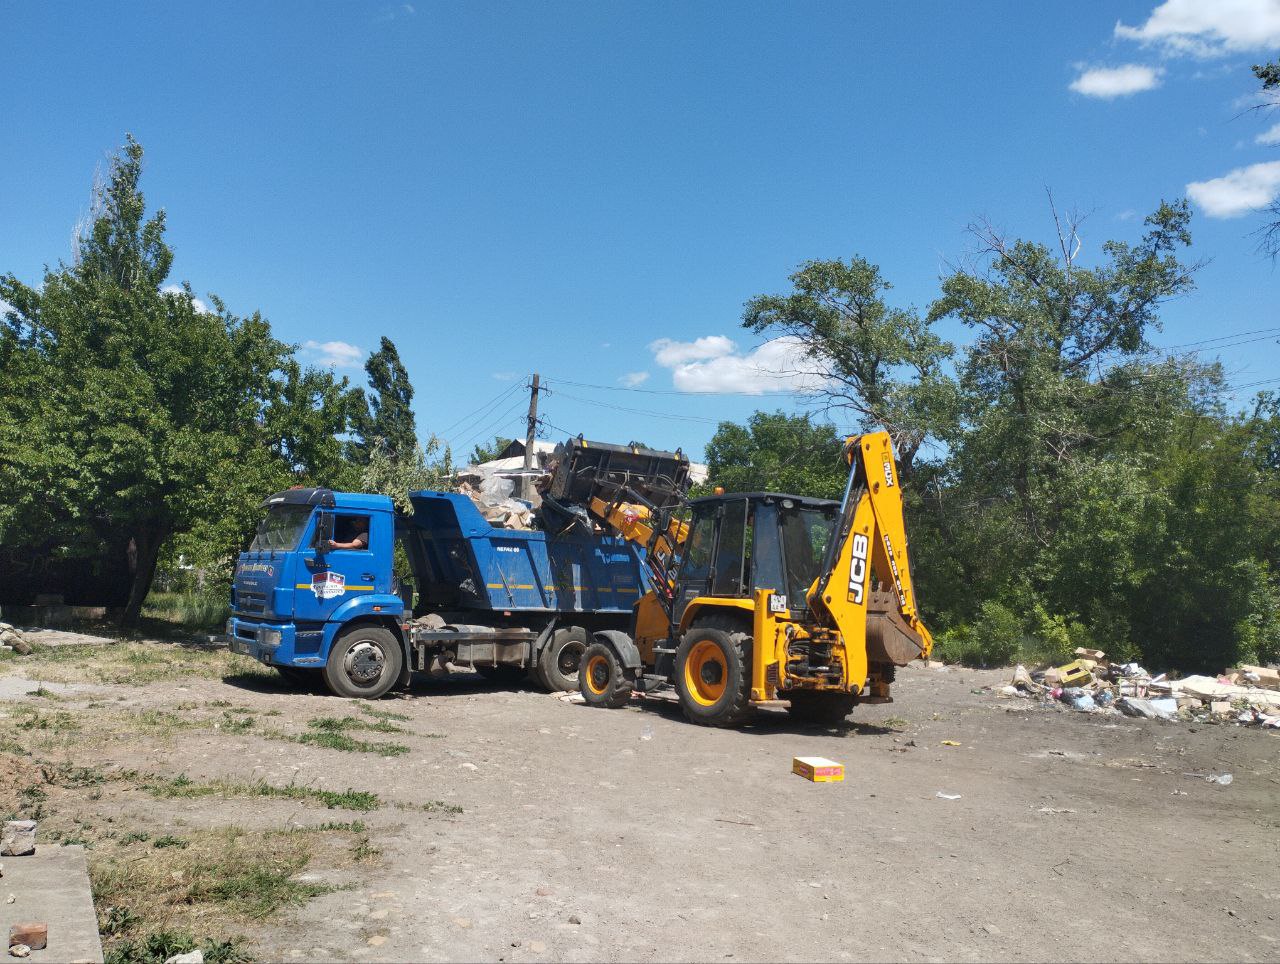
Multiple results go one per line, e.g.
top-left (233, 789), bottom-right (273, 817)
top-left (810, 431), bottom-right (933, 680)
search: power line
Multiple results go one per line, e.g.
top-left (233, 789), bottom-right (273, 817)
top-left (550, 389), bottom-right (724, 424)
top-left (438, 381), bottom-right (524, 443)
top-left (542, 375), bottom-right (812, 397)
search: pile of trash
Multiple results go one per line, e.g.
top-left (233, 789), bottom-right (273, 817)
top-left (455, 471), bottom-right (538, 531)
top-left (1003, 647), bottom-right (1280, 728)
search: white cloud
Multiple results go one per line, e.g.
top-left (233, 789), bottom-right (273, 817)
top-left (619, 371), bottom-right (650, 388)
top-left (1257, 122), bottom-right (1280, 145)
top-left (1069, 64), bottom-right (1163, 98)
top-left (1187, 160), bottom-right (1280, 217)
top-left (161, 284), bottom-right (211, 315)
top-left (302, 339), bottom-right (365, 369)
top-left (650, 334), bottom-right (828, 394)
top-left (1115, 0), bottom-right (1280, 56)
top-left (648, 335), bottom-right (735, 367)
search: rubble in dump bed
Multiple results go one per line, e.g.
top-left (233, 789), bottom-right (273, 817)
top-left (995, 647), bottom-right (1280, 729)
top-left (455, 466), bottom-right (539, 531)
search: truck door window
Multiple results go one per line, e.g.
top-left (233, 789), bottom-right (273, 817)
top-left (331, 514), bottom-right (371, 550)
top-left (711, 499), bottom-right (747, 596)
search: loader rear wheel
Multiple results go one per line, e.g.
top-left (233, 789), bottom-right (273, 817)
top-left (579, 642), bottom-right (633, 709)
top-left (786, 691), bottom-right (857, 724)
top-left (675, 624), bottom-right (753, 727)
top-left (536, 627), bottom-right (587, 692)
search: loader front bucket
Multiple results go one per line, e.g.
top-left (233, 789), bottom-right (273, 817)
top-left (545, 438), bottom-right (691, 512)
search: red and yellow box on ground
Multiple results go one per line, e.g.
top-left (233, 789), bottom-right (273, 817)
top-left (792, 756), bottom-right (844, 782)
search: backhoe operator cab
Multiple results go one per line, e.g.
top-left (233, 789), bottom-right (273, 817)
top-left (564, 431), bottom-right (934, 726)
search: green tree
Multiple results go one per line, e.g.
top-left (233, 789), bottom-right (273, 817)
top-left (0, 136), bottom-right (360, 626)
top-left (468, 436), bottom-right (515, 465)
top-left (351, 336), bottom-right (417, 462)
top-left (1253, 59), bottom-right (1280, 257)
top-left (743, 256), bottom-right (955, 476)
top-left (701, 411), bottom-right (847, 500)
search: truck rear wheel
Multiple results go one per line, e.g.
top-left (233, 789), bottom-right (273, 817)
top-left (323, 626), bottom-right (403, 699)
top-left (675, 623), bottom-right (753, 727)
top-left (786, 691), bottom-right (856, 724)
top-left (536, 627), bottom-right (587, 692)
top-left (579, 642), bottom-right (633, 709)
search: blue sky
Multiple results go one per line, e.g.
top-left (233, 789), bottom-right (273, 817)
top-left (3, 0), bottom-right (1279, 460)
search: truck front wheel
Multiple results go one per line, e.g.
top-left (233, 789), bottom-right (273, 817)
top-left (323, 626), bottom-right (403, 699)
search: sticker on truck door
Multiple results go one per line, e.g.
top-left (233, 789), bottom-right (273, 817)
top-left (311, 571), bottom-right (346, 599)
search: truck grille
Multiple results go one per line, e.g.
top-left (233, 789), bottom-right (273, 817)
top-left (236, 592), bottom-right (267, 615)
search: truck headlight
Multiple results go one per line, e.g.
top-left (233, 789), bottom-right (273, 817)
top-left (260, 629), bottom-right (282, 647)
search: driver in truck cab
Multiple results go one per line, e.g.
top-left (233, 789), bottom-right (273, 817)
top-left (328, 517), bottom-right (369, 551)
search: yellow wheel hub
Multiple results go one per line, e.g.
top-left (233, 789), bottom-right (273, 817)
top-left (684, 639), bottom-right (728, 706)
top-left (585, 654), bottom-right (610, 695)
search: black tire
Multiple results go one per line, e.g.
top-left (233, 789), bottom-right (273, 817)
top-left (536, 627), bottom-right (587, 692)
top-left (474, 664), bottom-right (528, 685)
top-left (578, 642), bottom-right (633, 709)
top-left (322, 626), bottom-right (403, 699)
top-left (674, 618), bottom-right (753, 727)
top-left (786, 691), bottom-right (857, 724)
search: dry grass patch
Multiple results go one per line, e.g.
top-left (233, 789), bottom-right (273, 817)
top-left (18, 641), bottom-right (273, 687)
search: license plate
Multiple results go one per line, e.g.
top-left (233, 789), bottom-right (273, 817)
top-left (229, 638), bottom-right (250, 656)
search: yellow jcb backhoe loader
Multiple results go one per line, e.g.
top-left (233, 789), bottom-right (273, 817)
top-left (540, 431), bottom-right (933, 726)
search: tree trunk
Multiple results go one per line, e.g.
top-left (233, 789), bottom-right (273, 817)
top-left (119, 522), bottom-right (168, 629)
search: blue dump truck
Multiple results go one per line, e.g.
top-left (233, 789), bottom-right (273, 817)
top-left (227, 487), bottom-right (646, 698)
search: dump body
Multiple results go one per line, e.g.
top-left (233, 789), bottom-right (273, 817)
top-left (402, 491), bottom-right (644, 616)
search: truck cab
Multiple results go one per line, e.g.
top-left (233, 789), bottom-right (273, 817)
top-left (227, 488), bottom-right (408, 695)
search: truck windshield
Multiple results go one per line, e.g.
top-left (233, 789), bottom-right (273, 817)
top-left (779, 505), bottom-right (836, 603)
top-left (250, 505), bottom-right (313, 551)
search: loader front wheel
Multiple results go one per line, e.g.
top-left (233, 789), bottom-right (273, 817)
top-left (675, 626), bottom-right (752, 727)
top-left (579, 642), bottom-right (633, 709)
top-left (786, 691), bottom-right (856, 724)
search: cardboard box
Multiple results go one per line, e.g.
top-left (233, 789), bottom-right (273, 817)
top-left (792, 756), bottom-right (844, 783)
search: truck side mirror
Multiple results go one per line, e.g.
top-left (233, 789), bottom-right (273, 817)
top-left (313, 511), bottom-right (333, 552)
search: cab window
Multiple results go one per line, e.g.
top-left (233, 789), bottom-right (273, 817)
top-left (331, 514), bottom-right (372, 551)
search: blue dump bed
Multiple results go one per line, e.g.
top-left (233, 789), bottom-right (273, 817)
top-left (404, 491), bottom-right (645, 614)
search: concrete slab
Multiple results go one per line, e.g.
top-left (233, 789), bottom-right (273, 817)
top-left (0, 679), bottom-right (97, 701)
top-left (0, 845), bottom-right (103, 964)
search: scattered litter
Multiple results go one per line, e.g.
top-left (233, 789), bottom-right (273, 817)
top-left (549, 691), bottom-right (585, 704)
top-left (935, 791), bottom-right (961, 800)
top-left (940, 740), bottom-right (961, 747)
top-left (793, 757), bottom-right (844, 783)
top-left (1000, 649), bottom-right (1280, 731)
top-left (1036, 807), bottom-right (1077, 814)
top-left (1206, 773), bottom-right (1233, 786)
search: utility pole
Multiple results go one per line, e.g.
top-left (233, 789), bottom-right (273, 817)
top-left (521, 373), bottom-right (541, 500)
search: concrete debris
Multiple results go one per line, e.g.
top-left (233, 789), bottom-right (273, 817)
top-left (163, 951), bottom-right (204, 964)
top-left (999, 652), bottom-right (1280, 730)
top-left (0, 624), bottom-right (33, 656)
top-left (0, 823), bottom-right (36, 858)
top-left (8, 945), bottom-right (29, 959)
top-left (456, 479), bottom-right (536, 531)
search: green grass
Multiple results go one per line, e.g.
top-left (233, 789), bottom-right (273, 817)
top-left (293, 731), bottom-right (409, 755)
top-left (394, 799), bottom-right (464, 815)
top-left (152, 834), bottom-right (188, 849)
top-left (140, 591), bottom-right (230, 632)
top-left (189, 862), bottom-right (332, 918)
top-left (142, 773), bottom-right (381, 811)
top-left (357, 703), bottom-right (410, 723)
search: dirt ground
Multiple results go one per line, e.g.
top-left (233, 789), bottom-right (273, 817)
top-left (1, 638), bottom-right (1278, 963)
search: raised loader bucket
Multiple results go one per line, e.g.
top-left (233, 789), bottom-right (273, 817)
top-left (545, 438), bottom-right (691, 512)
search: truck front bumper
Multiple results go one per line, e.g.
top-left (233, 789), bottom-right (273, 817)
top-left (225, 617), bottom-right (326, 668)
